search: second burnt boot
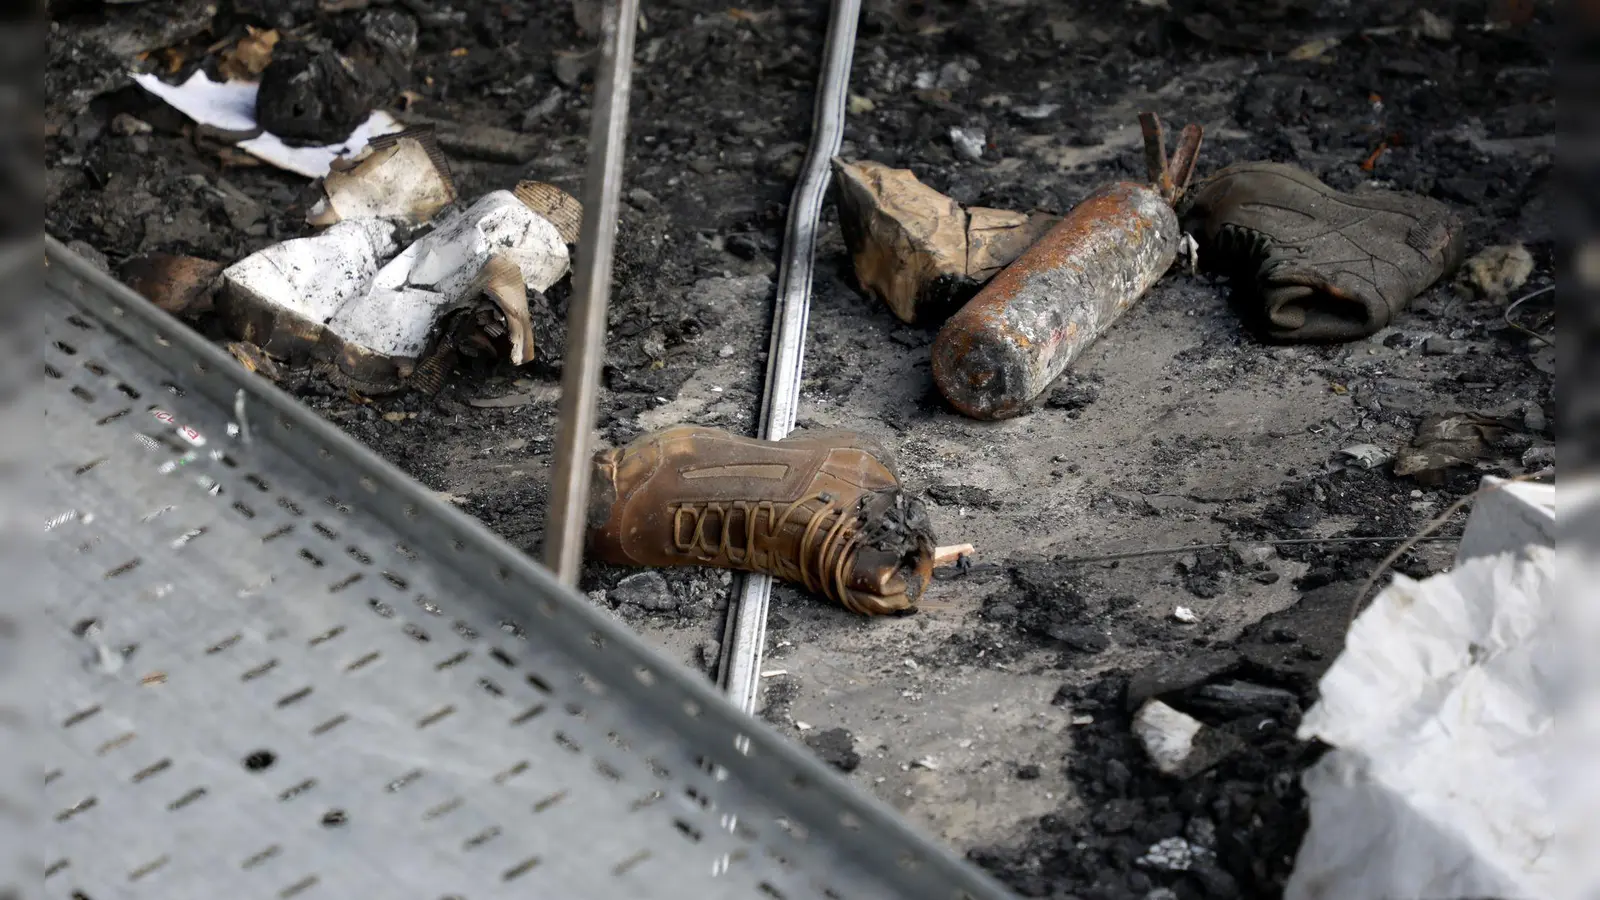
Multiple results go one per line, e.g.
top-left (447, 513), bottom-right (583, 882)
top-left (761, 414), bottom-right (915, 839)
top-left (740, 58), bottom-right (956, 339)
top-left (1180, 162), bottom-right (1465, 342)
top-left (586, 426), bottom-right (937, 616)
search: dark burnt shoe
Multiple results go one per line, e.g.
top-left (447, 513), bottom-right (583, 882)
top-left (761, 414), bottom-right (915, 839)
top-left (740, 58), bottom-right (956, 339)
top-left (1180, 162), bottom-right (1465, 342)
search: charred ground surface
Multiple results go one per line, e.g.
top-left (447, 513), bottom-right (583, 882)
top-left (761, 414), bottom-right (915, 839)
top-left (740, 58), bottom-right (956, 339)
top-left (47, 0), bottom-right (1554, 896)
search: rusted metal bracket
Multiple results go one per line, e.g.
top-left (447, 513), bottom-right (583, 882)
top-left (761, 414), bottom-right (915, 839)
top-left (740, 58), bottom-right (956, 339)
top-left (1139, 112), bottom-right (1205, 207)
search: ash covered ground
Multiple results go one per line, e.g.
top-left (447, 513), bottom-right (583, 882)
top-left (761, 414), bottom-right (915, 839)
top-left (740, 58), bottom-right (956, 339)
top-left (48, 0), bottom-right (1554, 896)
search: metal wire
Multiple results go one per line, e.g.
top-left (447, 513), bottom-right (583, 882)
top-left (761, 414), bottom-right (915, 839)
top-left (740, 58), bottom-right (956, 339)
top-left (544, 0), bottom-right (640, 585)
top-left (719, 0), bottom-right (863, 713)
top-left (929, 535), bottom-right (1463, 582)
top-left (1052, 533), bottom-right (1463, 567)
top-left (1503, 283), bottom-right (1554, 347)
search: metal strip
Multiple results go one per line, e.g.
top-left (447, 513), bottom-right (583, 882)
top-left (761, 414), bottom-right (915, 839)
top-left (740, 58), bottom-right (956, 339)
top-left (544, 0), bottom-right (641, 585)
top-left (719, 0), bottom-right (862, 712)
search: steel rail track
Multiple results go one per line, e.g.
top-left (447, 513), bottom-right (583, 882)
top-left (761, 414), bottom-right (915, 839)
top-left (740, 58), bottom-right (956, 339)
top-left (717, 0), bottom-right (864, 713)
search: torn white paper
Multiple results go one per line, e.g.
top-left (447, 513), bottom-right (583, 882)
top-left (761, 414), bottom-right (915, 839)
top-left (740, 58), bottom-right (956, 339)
top-left (132, 71), bottom-right (257, 132)
top-left (1286, 541), bottom-right (1576, 900)
top-left (239, 113), bottom-right (402, 179)
top-left (131, 70), bottom-right (402, 178)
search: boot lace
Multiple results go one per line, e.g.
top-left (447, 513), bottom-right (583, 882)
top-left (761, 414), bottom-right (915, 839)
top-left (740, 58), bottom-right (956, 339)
top-left (670, 492), bottom-right (868, 607)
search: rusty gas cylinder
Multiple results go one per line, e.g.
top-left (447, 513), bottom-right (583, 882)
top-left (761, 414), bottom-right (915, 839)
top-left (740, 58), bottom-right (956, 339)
top-left (931, 115), bottom-right (1202, 421)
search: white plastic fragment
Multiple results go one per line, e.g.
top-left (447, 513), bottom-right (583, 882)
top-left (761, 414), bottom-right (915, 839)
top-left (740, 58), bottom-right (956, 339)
top-left (1336, 442), bottom-right (1392, 469)
top-left (1284, 475), bottom-right (1588, 900)
top-left (1132, 699), bottom-right (1201, 776)
top-left (1172, 605), bottom-right (1198, 624)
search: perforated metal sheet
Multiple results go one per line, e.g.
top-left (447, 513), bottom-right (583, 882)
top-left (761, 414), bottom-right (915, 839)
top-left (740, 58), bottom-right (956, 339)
top-left (34, 239), bottom-right (1015, 900)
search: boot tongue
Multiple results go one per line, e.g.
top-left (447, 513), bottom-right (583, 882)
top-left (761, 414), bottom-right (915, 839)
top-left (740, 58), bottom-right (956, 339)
top-left (847, 548), bottom-right (904, 596)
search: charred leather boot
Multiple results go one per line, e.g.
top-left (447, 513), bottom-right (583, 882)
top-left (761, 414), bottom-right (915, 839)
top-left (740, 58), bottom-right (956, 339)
top-left (586, 426), bottom-right (936, 615)
top-left (1180, 162), bottom-right (1465, 342)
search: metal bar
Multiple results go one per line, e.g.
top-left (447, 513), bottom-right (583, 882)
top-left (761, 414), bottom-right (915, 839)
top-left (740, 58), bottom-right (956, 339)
top-left (1139, 112), bottom-right (1170, 195)
top-left (544, 0), bottom-right (640, 585)
top-left (719, 0), bottom-right (862, 712)
top-left (1167, 124), bottom-right (1205, 198)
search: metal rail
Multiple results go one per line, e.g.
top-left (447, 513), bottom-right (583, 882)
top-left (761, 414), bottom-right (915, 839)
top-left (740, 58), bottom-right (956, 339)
top-left (544, 0), bottom-right (640, 585)
top-left (719, 0), bottom-right (862, 712)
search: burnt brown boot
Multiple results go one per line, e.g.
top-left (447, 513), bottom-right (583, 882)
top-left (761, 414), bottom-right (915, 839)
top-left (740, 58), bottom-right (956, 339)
top-left (1180, 162), bottom-right (1465, 342)
top-left (586, 426), bottom-right (936, 615)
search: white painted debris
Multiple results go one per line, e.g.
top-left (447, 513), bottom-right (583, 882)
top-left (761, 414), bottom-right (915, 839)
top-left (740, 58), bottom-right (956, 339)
top-left (1284, 475), bottom-right (1587, 900)
top-left (1336, 443), bottom-right (1392, 469)
top-left (1177, 231), bottom-right (1200, 275)
top-left (1137, 837), bottom-right (1209, 872)
top-left (222, 189), bottom-right (571, 373)
top-left (132, 70), bottom-right (402, 178)
top-left (1132, 699), bottom-right (1201, 776)
top-left (1012, 103), bottom-right (1060, 120)
top-left (347, 191), bottom-right (568, 362)
top-left (308, 128), bottom-right (457, 226)
top-left (222, 217), bottom-right (399, 338)
top-left (1172, 605), bottom-right (1198, 624)
top-left (949, 126), bottom-right (986, 161)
